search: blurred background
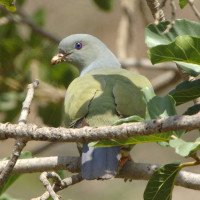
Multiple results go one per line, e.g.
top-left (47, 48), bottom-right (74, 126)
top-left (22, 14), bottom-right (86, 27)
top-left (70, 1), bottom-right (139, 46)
top-left (0, 0), bottom-right (200, 199)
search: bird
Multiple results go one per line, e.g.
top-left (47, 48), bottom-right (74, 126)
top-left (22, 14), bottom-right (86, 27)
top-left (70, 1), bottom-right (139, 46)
top-left (51, 34), bottom-right (152, 180)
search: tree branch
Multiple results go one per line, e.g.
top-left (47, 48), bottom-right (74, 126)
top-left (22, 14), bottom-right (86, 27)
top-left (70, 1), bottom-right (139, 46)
top-left (0, 80), bottom-right (39, 188)
top-left (0, 156), bottom-right (199, 190)
top-left (0, 113), bottom-right (200, 142)
top-left (187, 0), bottom-right (200, 21)
top-left (145, 0), bottom-right (165, 23)
top-left (32, 173), bottom-right (83, 200)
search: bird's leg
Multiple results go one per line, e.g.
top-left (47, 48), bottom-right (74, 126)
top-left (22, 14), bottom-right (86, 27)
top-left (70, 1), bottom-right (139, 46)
top-left (118, 154), bottom-right (133, 167)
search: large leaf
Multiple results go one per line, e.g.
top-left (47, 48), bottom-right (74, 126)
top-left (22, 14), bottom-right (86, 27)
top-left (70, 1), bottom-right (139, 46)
top-left (169, 79), bottom-right (200, 106)
top-left (145, 19), bottom-right (200, 76)
top-left (0, 0), bottom-right (16, 12)
top-left (0, 152), bottom-right (32, 195)
top-left (142, 88), bottom-right (176, 120)
top-left (142, 88), bottom-right (184, 138)
top-left (144, 162), bottom-right (181, 200)
top-left (169, 138), bottom-right (200, 157)
top-left (145, 19), bottom-right (200, 48)
top-left (89, 132), bottom-right (172, 147)
top-left (148, 35), bottom-right (200, 65)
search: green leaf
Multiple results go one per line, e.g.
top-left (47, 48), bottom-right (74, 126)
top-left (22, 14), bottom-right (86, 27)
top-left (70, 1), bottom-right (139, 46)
top-left (92, 0), bottom-right (114, 11)
top-left (184, 104), bottom-right (200, 115)
top-left (145, 19), bottom-right (200, 76)
top-left (112, 115), bottom-right (144, 126)
top-left (169, 138), bottom-right (200, 157)
top-left (89, 132), bottom-right (172, 147)
top-left (144, 162), bottom-right (181, 200)
top-left (175, 61), bottom-right (200, 77)
top-left (145, 19), bottom-right (200, 48)
top-left (169, 79), bottom-right (200, 106)
top-left (142, 88), bottom-right (176, 120)
top-left (0, 193), bottom-right (22, 200)
top-left (148, 35), bottom-right (200, 65)
top-left (0, 0), bottom-right (16, 12)
top-left (0, 152), bottom-right (32, 195)
top-left (179, 0), bottom-right (188, 9)
top-left (142, 88), bottom-right (184, 137)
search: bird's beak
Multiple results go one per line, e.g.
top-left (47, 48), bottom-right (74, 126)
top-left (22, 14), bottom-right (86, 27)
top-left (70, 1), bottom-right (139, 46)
top-left (51, 53), bottom-right (67, 65)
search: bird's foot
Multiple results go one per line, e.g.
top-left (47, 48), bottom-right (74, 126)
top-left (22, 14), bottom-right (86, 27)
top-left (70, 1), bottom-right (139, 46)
top-left (118, 155), bottom-right (133, 167)
top-left (118, 155), bottom-right (134, 182)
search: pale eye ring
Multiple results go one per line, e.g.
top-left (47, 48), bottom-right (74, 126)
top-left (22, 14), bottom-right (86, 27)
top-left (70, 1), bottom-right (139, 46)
top-left (75, 42), bottom-right (82, 50)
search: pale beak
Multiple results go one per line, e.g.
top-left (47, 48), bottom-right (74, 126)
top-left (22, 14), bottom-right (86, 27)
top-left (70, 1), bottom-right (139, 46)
top-left (51, 53), bottom-right (67, 65)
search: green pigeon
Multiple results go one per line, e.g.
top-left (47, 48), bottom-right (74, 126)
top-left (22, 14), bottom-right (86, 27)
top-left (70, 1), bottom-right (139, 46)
top-left (51, 34), bottom-right (152, 180)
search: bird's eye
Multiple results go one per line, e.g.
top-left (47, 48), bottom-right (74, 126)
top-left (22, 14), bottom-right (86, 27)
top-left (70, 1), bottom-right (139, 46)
top-left (75, 42), bottom-right (82, 50)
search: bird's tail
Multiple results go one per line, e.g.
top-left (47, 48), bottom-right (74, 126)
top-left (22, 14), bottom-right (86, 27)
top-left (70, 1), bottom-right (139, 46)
top-left (81, 143), bottom-right (120, 180)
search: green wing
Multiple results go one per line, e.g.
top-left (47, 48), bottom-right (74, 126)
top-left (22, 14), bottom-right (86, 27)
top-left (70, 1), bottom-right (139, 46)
top-left (64, 68), bottom-right (152, 128)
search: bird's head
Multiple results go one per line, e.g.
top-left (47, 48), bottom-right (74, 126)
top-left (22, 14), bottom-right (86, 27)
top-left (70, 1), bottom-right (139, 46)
top-left (51, 34), bottom-right (120, 75)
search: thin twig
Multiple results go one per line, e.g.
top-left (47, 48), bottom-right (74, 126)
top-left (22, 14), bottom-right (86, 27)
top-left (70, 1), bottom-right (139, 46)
top-left (0, 80), bottom-right (39, 188)
top-left (163, 0), bottom-right (176, 34)
top-left (32, 173), bottom-right (83, 200)
top-left (187, 0), bottom-right (200, 21)
top-left (145, 0), bottom-right (165, 24)
top-left (40, 172), bottom-right (61, 200)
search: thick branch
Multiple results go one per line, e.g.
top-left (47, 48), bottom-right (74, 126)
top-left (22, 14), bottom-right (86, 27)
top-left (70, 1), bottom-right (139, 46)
top-left (0, 156), bottom-right (199, 190)
top-left (0, 114), bottom-right (200, 142)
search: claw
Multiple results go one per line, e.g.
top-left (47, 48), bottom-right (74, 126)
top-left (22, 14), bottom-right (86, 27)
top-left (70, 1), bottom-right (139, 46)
top-left (118, 155), bottom-right (132, 167)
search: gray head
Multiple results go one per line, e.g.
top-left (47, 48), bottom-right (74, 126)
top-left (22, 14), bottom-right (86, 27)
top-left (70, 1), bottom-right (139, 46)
top-left (51, 34), bottom-right (121, 76)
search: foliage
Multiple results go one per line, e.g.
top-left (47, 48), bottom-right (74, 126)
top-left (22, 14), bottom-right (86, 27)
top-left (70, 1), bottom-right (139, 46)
top-left (92, 0), bottom-right (115, 11)
top-left (179, 0), bottom-right (188, 9)
top-left (145, 19), bottom-right (200, 77)
top-left (0, 0), bottom-right (16, 12)
top-left (91, 18), bottom-right (200, 199)
top-left (143, 19), bottom-right (200, 199)
top-left (0, 152), bottom-right (32, 199)
top-left (143, 162), bottom-right (181, 200)
top-left (0, 2), bottom-right (78, 126)
top-left (169, 79), bottom-right (200, 106)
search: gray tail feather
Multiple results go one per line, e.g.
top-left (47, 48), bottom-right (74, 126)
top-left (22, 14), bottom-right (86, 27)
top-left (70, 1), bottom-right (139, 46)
top-left (81, 143), bottom-right (120, 180)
